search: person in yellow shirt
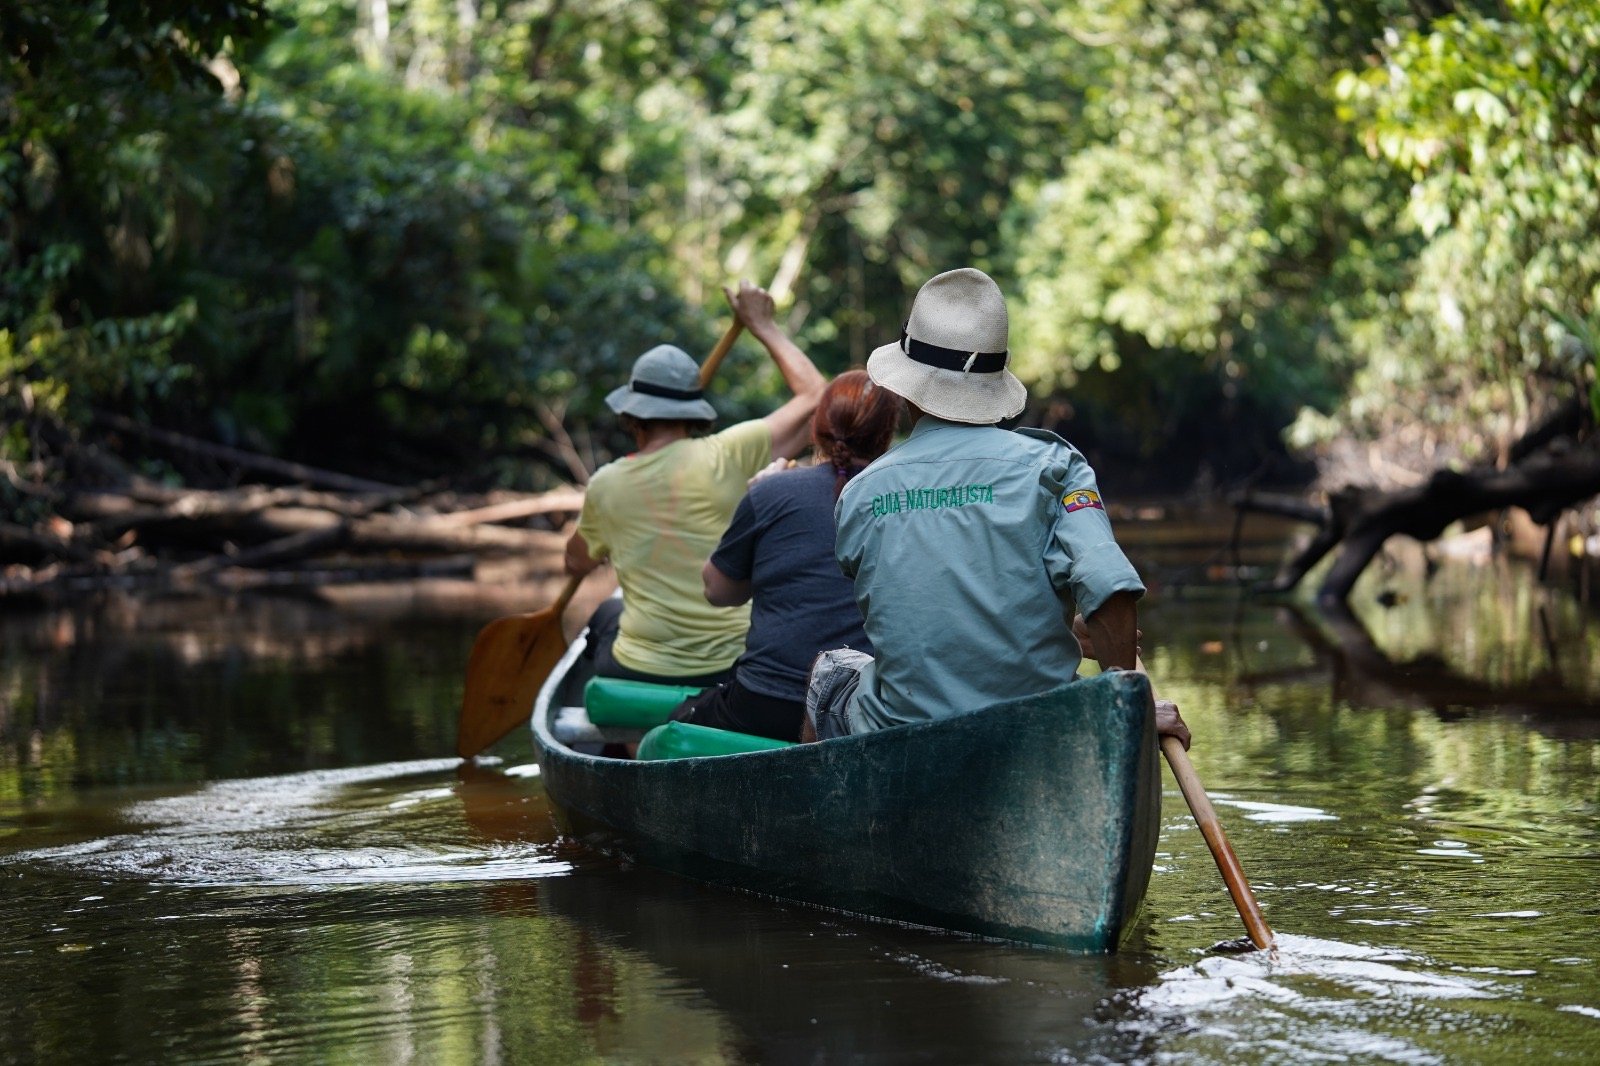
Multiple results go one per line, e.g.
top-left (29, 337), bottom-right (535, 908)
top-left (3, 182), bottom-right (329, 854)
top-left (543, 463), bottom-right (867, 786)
top-left (564, 281), bottom-right (826, 686)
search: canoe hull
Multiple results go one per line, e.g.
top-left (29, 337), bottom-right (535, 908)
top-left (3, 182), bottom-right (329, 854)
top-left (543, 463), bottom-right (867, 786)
top-left (532, 643), bottom-right (1160, 952)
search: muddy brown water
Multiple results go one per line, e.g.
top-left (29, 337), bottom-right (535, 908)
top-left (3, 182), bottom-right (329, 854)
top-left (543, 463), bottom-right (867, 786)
top-left (2, 511), bottom-right (1598, 1063)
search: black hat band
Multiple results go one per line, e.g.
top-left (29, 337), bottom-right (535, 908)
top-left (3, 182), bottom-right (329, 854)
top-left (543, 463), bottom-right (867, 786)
top-left (900, 326), bottom-right (1007, 373)
top-left (631, 379), bottom-right (705, 401)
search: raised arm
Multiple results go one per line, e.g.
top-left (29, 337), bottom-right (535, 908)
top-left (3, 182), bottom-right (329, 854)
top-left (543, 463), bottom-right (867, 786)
top-left (725, 281), bottom-right (826, 461)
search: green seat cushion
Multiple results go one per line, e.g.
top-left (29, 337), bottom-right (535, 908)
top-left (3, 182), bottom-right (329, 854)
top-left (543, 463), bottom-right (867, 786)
top-left (637, 721), bottom-right (797, 761)
top-left (583, 676), bottom-right (703, 729)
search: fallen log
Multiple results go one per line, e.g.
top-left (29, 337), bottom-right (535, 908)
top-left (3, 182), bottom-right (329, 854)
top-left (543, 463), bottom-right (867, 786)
top-left (54, 483), bottom-right (564, 558)
top-left (64, 484), bottom-right (427, 528)
top-left (0, 561), bottom-right (158, 600)
top-left (0, 521), bottom-right (98, 564)
top-left (4, 412), bottom-right (583, 603)
top-left (0, 555), bottom-right (479, 601)
top-left (170, 526), bottom-right (347, 578)
top-left (202, 555), bottom-right (477, 590)
top-left (430, 487), bottom-right (586, 527)
top-left (155, 481), bottom-right (482, 577)
top-left (67, 487), bottom-right (307, 537)
top-left (1235, 397), bottom-right (1600, 604)
top-left (229, 507), bottom-right (566, 556)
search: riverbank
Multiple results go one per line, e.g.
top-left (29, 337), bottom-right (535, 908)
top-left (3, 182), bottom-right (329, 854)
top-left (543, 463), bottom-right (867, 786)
top-left (5, 414), bottom-right (1597, 621)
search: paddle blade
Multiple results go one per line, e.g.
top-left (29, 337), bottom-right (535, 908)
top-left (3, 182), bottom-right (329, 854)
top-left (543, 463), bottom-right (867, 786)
top-left (456, 607), bottom-right (571, 758)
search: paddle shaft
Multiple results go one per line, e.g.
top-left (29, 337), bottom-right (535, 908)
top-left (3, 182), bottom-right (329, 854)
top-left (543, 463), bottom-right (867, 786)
top-left (1160, 734), bottom-right (1275, 949)
top-left (550, 573), bottom-right (581, 616)
top-left (698, 321), bottom-right (744, 387)
top-left (1136, 656), bottom-right (1274, 950)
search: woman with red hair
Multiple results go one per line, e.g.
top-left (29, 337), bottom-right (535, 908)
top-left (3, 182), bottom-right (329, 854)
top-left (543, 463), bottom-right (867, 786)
top-left (672, 370), bottom-right (903, 741)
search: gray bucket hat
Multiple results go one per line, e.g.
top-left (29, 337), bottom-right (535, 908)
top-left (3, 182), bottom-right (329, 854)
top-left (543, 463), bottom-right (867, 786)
top-left (605, 344), bottom-right (718, 422)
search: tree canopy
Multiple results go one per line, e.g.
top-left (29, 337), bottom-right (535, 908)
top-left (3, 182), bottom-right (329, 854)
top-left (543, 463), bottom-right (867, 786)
top-left (3, 0), bottom-right (1597, 493)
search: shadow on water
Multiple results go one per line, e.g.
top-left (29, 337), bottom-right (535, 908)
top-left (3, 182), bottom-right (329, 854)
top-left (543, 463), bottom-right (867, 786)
top-left (0, 593), bottom-right (479, 824)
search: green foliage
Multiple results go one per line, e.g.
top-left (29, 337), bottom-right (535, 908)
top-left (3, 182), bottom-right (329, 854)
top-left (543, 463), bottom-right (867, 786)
top-left (5, 0), bottom-right (1598, 486)
top-left (1003, 0), bottom-right (1427, 462)
top-left (1331, 0), bottom-right (1600, 438)
top-left (2, 2), bottom-right (277, 429)
top-left (2, 0), bottom-right (708, 479)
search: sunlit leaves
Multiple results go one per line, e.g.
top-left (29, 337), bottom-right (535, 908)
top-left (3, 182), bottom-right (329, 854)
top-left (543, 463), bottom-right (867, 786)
top-left (999, 0), bottom-right (1413, 463)
top-left (1335, 0), bottom-right (1600, 439)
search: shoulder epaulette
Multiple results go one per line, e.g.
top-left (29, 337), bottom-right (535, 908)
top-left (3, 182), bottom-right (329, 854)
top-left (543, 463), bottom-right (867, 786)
top-left (1011, 427), bottom-right (1067, 445)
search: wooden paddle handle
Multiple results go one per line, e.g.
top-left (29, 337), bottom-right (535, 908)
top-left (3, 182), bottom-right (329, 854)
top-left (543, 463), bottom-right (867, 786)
top-left (698, 321), bottom-right (744, 386)
top-left (551, 574), bottom-right (581, 615)
top-left (1161, 734), bottom-right (1276, 950)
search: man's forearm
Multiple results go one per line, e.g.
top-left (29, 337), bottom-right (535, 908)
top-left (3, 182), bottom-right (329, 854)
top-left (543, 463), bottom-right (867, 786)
top-left (564, 531), bottom-right (602, 577)
top-left (1083, 591), bottom-right (1139, 671)
top-left (754, 323), bottom-right (826, 400)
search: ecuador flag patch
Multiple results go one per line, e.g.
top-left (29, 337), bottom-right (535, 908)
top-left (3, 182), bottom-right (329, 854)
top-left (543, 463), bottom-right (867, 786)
top-left (1063, 489), bottom-right (1104, 513)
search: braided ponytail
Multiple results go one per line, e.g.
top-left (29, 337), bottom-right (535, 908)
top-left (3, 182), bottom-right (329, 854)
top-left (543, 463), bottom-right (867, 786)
top-left (812, 370), bottom-right (903, 499)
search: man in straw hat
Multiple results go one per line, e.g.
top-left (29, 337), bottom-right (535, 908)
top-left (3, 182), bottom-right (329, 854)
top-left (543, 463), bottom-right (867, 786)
top-left (566, 280), bottom-right (826, 688)
top-left (806, 267), bottom-right (1190, 747)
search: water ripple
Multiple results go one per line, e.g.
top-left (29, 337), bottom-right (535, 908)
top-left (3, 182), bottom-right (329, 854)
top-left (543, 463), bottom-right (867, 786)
top-left (1110, 934), bottom-right (1506, 1064)
top-left (4, 759), bottom-right (569, 887)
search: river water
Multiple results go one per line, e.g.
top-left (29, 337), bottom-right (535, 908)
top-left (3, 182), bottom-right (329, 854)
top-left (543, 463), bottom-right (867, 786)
top-left (2, 512), bottom-right (1598, 1064)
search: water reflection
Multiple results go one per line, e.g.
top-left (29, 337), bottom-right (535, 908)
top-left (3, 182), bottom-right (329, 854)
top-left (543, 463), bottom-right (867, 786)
top-left (1270, 600), bottom-right (1600, 738)
top-left (0, 594), bottom-right (480, 811)
top-left (2, 540), bottom-right (1599, 1063)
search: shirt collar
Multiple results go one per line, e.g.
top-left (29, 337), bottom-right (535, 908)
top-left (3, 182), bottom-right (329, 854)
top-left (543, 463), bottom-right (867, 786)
top-left (907, 415), bottom-right (988, 440)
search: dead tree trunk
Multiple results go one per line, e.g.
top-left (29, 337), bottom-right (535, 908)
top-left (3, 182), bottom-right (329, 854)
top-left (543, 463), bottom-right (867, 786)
top-left (1236, 398), bottom-right (1600, 604)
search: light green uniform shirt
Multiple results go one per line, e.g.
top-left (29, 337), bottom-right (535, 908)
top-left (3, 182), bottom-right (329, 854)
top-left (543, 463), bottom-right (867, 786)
top-left (577, 420), bottom-right (772, 676)
top-left (835, 417), bottom-right (1145, 733)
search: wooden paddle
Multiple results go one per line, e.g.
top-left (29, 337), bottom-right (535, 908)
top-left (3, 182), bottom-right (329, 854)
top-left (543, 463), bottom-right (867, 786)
top-left (1139, 659), bottom-right (1275, 950)
top-left (1161, 735), bottom-right (1275, 949)
top-left (455, 320), bottom-right (746, 759)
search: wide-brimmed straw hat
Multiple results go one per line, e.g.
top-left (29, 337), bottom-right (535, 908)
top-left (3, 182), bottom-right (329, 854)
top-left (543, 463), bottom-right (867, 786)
top-left (605, 344), bottom-right (718, 422)
top-left (866, 268), bottom-right (1027, 425)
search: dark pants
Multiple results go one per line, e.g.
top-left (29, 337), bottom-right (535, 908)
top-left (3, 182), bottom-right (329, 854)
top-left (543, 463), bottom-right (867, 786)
top-left (670, 675), bottom-right (806, 742)
top-left (583, 598), bottom-right (733, 688)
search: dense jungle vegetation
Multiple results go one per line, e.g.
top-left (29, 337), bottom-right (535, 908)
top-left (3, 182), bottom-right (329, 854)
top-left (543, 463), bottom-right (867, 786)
top-left (3, 0), bottom-right (1598, 497)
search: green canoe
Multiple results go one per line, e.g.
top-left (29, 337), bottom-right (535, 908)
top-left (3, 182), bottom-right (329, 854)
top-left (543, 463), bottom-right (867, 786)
top-left (531, 633), bottom-right (1161, 952)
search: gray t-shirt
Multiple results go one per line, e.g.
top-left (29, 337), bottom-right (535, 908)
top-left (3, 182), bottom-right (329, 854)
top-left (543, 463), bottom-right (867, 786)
top-left (710, 463), bottom-right (873, 701)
